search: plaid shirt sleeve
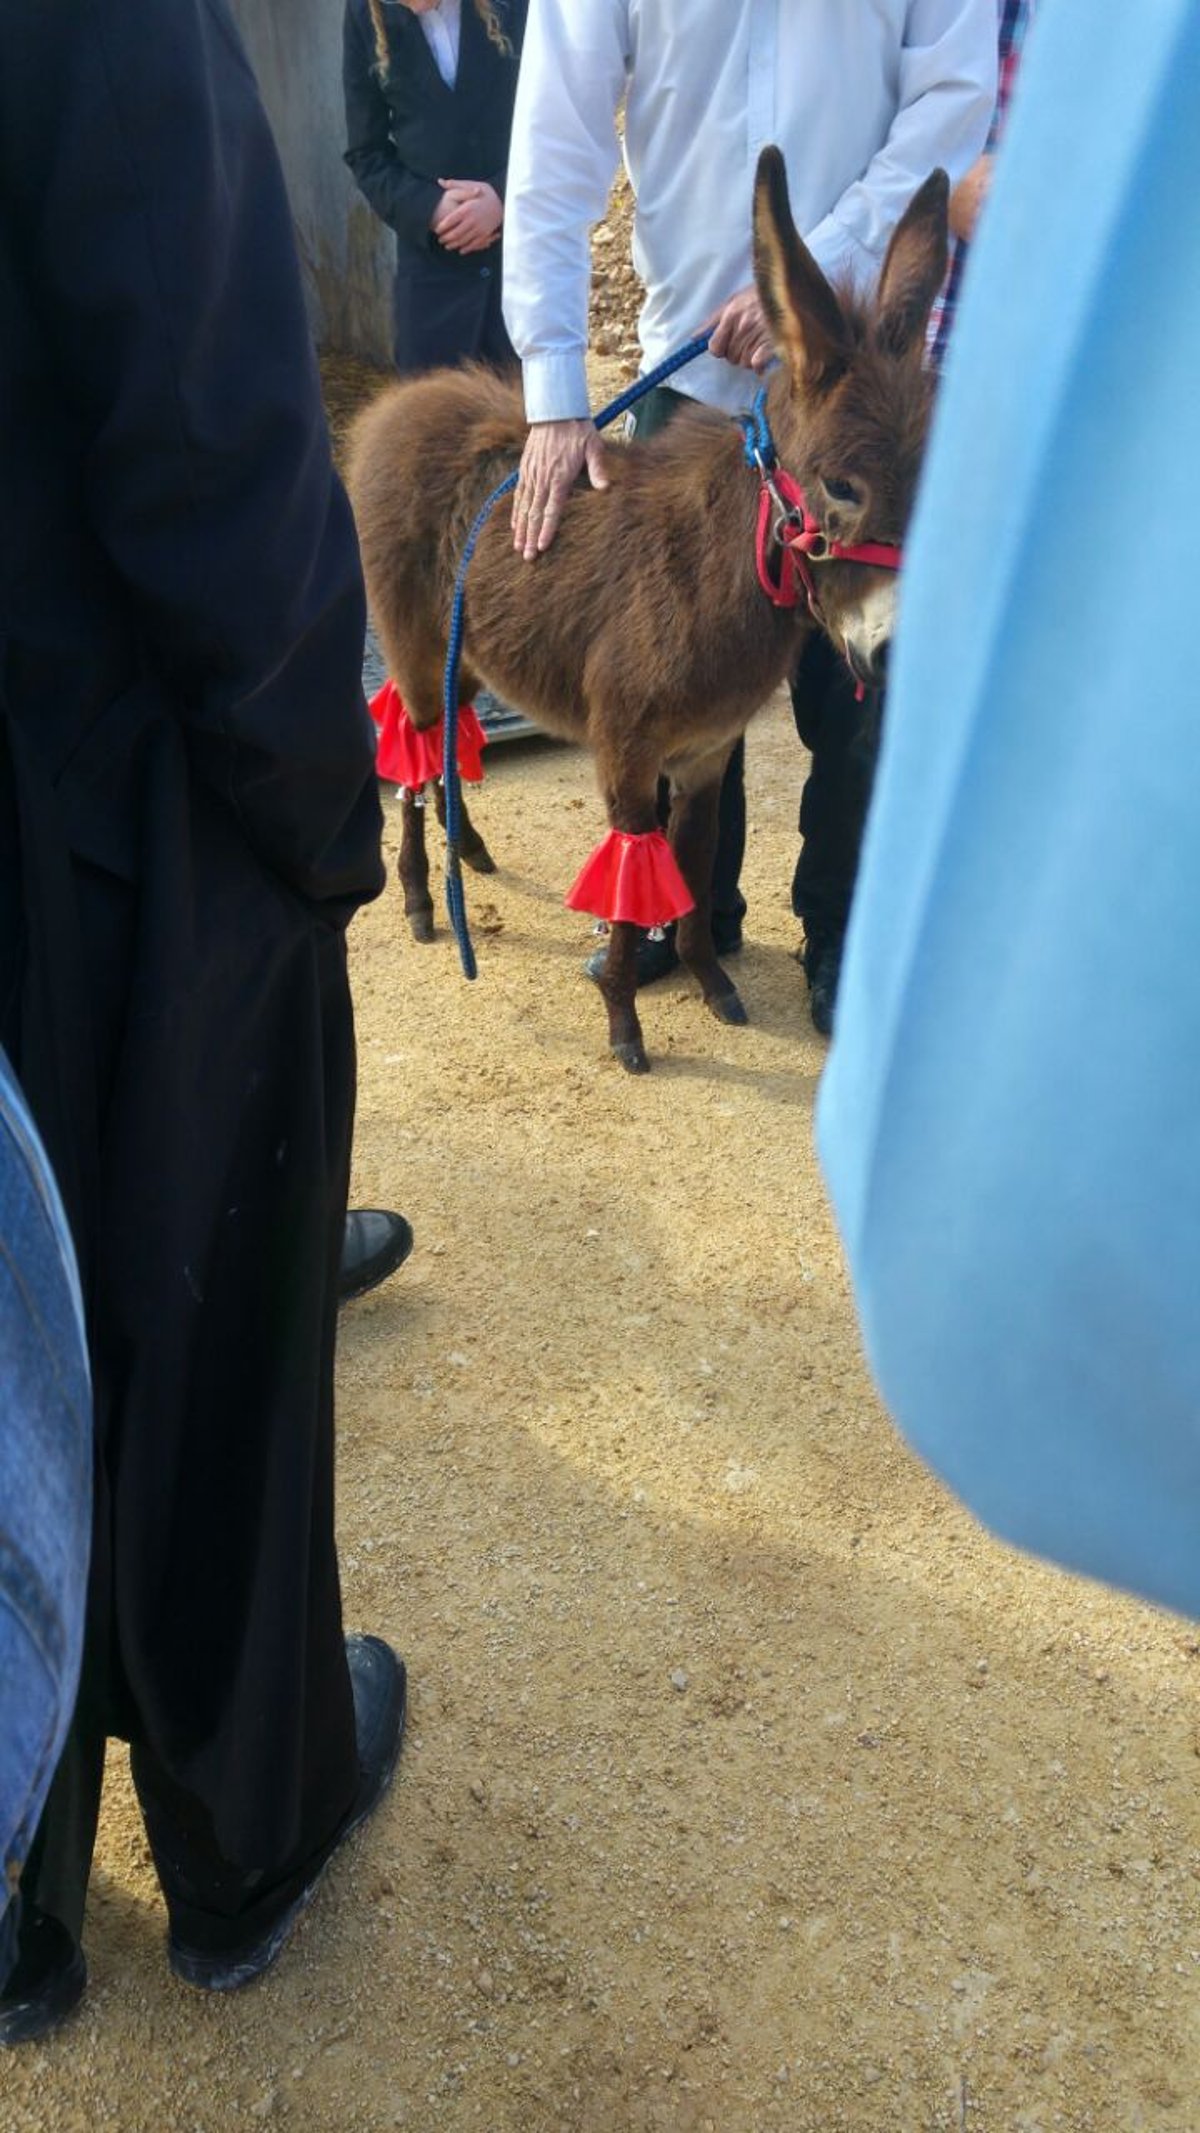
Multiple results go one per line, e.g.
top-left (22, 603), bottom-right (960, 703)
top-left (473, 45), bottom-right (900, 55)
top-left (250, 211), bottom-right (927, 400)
top-left (928, 0), bottom-right (1035, 367)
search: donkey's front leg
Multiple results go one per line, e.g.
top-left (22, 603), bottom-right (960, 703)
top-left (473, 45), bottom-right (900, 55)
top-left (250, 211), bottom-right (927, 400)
top-left (597, 920), bottom-right (651, 1074)
top-left (398, 785), bottom-right (436, 942)
top-left (588, 781), bottom-right (660, 1073)
top-left (433, 780), bottom-right (496, 874)
top-left (669, 757), bottom-right (748, 1026)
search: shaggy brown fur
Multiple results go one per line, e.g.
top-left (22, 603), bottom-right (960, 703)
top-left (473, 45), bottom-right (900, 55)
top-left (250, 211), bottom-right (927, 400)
top-left (348, 148), bottom-right (947, 1072)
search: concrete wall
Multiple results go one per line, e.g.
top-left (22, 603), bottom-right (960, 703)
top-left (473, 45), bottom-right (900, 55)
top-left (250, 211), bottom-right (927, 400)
top-left (230, 0), bottom-right (393, 361)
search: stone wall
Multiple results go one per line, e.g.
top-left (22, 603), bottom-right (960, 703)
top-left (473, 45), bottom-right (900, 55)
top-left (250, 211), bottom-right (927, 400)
top-left (229, 0), bottom-right (393, 361)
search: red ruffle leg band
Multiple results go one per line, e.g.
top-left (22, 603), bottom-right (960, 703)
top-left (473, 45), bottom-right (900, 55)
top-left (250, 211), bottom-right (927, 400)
top-left (454, 703), bottom-right (488, 783)
top-left (565, 828), bottom-right (695, 927)
top-left (368, 681), bottom-right (488, 786)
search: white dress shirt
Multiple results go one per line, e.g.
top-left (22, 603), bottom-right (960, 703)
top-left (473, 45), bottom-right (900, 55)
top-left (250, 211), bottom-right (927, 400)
top-left (419, 0), bottom-right (461, 88)
top-left (503, 0), bottom-right (997, 419)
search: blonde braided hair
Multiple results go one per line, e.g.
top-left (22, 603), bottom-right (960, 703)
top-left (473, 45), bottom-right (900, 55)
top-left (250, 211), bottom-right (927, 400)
top-left (366, 0), bottom-right (512, 79)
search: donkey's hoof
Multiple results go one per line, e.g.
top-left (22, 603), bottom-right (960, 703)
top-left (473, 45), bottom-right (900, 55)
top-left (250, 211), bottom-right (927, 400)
top-left (407, 907), bottom-right (436, 944)
top-left (612, 1040), bottom-right (651, 1075)
top-left (463, 843), bottom-right (497, 876)
top-left (707, 987), bottom-right (748, 1027)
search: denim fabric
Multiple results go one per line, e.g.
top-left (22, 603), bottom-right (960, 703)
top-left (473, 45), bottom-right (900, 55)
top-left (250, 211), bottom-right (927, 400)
top-left (0, 1045), bottom-right (90, 1970)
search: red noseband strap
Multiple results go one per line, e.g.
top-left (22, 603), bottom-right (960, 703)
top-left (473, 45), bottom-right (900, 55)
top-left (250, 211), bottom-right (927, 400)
top-left (753, 466), bottom-right (903, 614)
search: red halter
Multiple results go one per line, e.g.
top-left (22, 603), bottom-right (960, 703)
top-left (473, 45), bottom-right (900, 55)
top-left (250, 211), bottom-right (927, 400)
top-left (753, 464), bottom-right (904, 615)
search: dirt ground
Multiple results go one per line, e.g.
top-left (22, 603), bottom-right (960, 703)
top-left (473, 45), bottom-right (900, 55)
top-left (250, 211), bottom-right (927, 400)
top-left (6, 189), bottom-right (1200, 2133)
top-left (5, 706), bottom-right (1200, 2133)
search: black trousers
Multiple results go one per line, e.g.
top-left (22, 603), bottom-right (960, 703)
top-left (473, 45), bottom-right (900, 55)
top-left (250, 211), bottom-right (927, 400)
top-left (789, 630), bottom-right (884, 953)
top-left (20, 1658), bottom-right (357, 1959)
top-left (631, 386), bottom-right (747, 951)
top-left (3, 761), bottom-right (362, 1963)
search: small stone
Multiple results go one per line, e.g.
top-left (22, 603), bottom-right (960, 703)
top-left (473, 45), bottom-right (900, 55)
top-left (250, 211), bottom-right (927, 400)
top-left (469, 1779), bottom-right (486, 1804)
top-left (670, 1669), bottom-right (689, 1694)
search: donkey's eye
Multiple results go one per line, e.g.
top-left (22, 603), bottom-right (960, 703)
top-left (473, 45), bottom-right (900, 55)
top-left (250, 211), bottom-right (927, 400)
top-left (823, 476), bottom-right (861, 505)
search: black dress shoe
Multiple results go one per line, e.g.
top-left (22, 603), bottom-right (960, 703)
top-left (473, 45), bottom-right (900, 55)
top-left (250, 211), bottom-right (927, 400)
top-left (169, 1635), bottom-right (407, 1994)
top-left (804, 937), bottom-right (844, 1038)
top-left (0, 1909), bottom-right (87, 2048)
top-left (583, 930), bottom-right (681, 988)
top-left (339, 1209), bottom-right (413, 1303)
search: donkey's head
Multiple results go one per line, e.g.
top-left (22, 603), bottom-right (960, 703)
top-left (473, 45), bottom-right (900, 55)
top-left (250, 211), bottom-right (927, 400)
top-left (753, 147), bottom-right (948, 689)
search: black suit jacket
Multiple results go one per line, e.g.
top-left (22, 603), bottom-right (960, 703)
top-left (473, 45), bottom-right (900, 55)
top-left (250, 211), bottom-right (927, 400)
top-left (343, 0), bottom-right (527, 368)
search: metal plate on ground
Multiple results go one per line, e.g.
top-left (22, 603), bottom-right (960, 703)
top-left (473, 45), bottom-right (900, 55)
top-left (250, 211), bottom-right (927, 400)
top-left (471, 689), bottom-right (540, 742)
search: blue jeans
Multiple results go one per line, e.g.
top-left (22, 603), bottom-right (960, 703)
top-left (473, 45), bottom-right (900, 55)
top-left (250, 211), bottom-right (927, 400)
top-left (0, 1045), bottom-right (91, 1985)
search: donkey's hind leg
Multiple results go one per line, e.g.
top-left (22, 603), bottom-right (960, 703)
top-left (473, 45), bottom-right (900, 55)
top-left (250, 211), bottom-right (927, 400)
top-left (669, 749), bottom-right (748, 1026)
top-left (433, 780), bottom-right (496, 874)
top-left (398, 785), bottom-right (436, 942)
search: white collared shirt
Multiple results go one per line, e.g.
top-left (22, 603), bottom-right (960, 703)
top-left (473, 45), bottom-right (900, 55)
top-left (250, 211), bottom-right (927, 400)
top-left (420, 0), bottom-right (462, 87)
top-left (503, 0), bottom-right (997, 418)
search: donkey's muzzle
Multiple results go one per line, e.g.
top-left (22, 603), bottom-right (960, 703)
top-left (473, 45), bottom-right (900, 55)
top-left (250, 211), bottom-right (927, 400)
top-left (847, 636), bottom-right (889, 693)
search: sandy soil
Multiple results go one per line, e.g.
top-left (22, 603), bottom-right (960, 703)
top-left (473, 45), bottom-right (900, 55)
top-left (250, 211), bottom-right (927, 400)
top-left (4, 704), bottom-right (1200, 2133)
top-left (6, 178), bottom-right (1200, 2133)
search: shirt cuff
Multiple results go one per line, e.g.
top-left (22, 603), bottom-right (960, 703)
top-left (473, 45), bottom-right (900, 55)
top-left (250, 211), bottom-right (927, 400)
top-left (521, 348), bottom-right (593, 425)
top-left (803, 215), bottom-right (880, 295)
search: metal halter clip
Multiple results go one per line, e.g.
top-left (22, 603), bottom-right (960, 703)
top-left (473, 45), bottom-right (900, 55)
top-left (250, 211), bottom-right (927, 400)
top-left (759, 463), bottom-right (801, 548)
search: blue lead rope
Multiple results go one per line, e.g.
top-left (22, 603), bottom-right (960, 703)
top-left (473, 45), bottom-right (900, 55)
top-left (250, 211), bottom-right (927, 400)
top-left (740, 384), bottom-right (774, 470)
top-left (441, 328), bottom-right (713, 979)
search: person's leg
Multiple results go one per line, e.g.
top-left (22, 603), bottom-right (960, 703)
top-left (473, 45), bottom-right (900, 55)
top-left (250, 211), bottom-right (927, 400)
top-left (110, 900), bottom-right (362, 1862)
top-left (44, 788), bottom-right (395, 1999)
top-left (131, 1633), bottom-right (405, 1986)
top-left (0, 1007), bottom-right (92, 2015)
top-left (790, 633), bottom-right (882, 1033)
top-left (0, 1644), bottom-right (105, 2043)
top-left (11, 1689), bottom-right (105, 1954)
top-left (0, 846), bottom-right (128, 2045)
top-left (710, 736), bottom-right (747, 955)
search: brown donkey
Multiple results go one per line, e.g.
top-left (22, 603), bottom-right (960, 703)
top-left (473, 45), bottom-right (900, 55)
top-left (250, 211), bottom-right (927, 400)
top-left (348, 148), bottom-right (947, 1072)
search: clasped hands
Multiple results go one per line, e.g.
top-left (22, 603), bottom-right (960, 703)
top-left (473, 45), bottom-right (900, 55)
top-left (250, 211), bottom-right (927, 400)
top-left (431, 178), bottom-right (503, 255)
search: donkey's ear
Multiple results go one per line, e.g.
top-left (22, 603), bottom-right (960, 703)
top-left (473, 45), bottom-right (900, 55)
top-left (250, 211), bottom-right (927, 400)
top-left (753, 145), bottom-right (850, 396)
top-left (875, 169), bottom-right (950, 359)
